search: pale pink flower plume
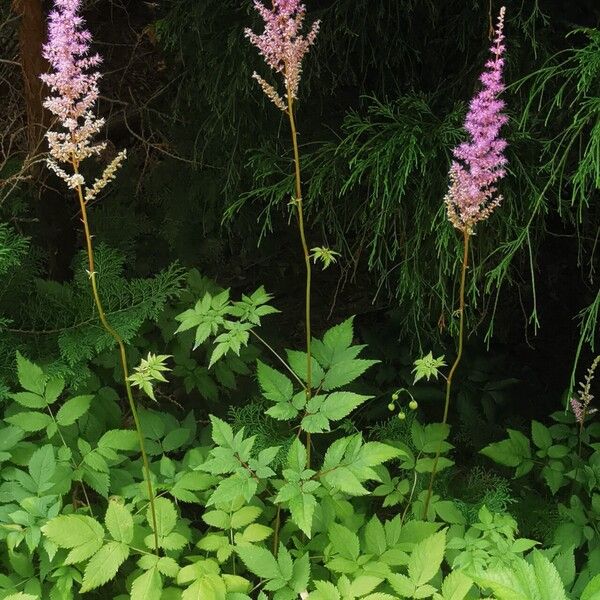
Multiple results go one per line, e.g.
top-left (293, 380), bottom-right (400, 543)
top-left (445, 7), bottom-right (508, 232)
top-left (245, 0), bottom-right (320, 110)
top-left (41, 0), bottom-right (126, 198)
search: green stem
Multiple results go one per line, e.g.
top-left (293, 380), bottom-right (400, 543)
top-left (73, 162), bottom-right (159, 555)
top-left (286, 90), bottom-right (313, 467)
top-left (423, 229), bottom-right (470, 518)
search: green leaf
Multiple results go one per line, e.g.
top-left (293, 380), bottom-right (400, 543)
top-left (364, 516), bottom-right (387, 556)
top-left (162, 427), bottom-right (191, 452)
top-left (582, 574), bottom-right (600, 600)
top-left (322, 360), bottom-right (378, 391)
top-left (266, 402), bottom-right (299, 421)
top-left (231, 506), bottom-right (262, 530)
top-left (359, 442), bottom-right (404, 465)
top-left (440, 571), bottom-right (472, 600)
top-left (80, 541), bottom-right (130, 592)
top-left (16, 351), bottom-right (46, 394)
top-left (105, 500), bottom-right (134, 544)
top-left (151, 497), bottom-right (177, 537)
top-left (41, 515), bottom-right (104, 565)
top-left (320, 392), bottom-right (371, 421)
top-left (98, 429), bottom-right (140, 451)
top-left (388, 573), bottom-right (415, 597)
top-left (311, 580), bottom-right (341, 600)
top-left (531, 421), bottom-right (552, 450)
top-left (56, 395), bottom-right (93, 426)
top-left (241, 523), bottom-right (273, 543)
top-left (322, 318), bottom-right (354, 358)
top-left (9, 391), bottom-right (46, 409)
top-left (236, 545), bottom-right (282, 580)
top-left (28, 444), bottom-right (55, 492)
top-left (257, 360), bottom-right (294, 403)
top-left (408, 531), bottom-right (445, 586)
top-left (5, 411), bottom-right (52, 432)
top-left (480, 435), bottom-right (529, 468)
top-left (131, 568), bottom-right (163, 600)
top-left (289, 491), bottom-right (317, 538)
top-left (329, 523), bottom-right (359, 561)
top-left (531, 551), bottom-right (568, 600)
top-left (301, 413), bottom-right (331, 433)
top-left (209, 415), bottom-right (234, 446)
top-left (287, 350), bottom-right (325, 386)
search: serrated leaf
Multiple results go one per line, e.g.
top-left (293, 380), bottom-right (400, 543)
top-left (98, 429), bottom-right (139, 451)
top-left (9, 391), bottom-right (46, 409)
top-left (257, 361), bottom-right (294, 403)
top-left (582, 574), bottom-right (600, 600)
top-left (242, 523), bottom-right (273, 543)
top-left (320, 391), bottom-right (371, 421)
top-left (531, 421), bottom-right (552, 450)
top-left (322, 360), bottom-right (378, 391)
top-left (532, 551), bottom-right (568, 600)
top-left (16, 352), bottom-right (46, 394)
top-left (440, 570), bottom-right (473, 600)
top-left (162, 427), bottom-right (191, 452)
top-left (287, 350), bottom-right (325, 386)
top-left (311, 580), bottom-right (341, 600)
top-left (105, 500), bottom-right (133, 544)
top-left (41, 515), bottom-right (104, 565)
top-left (231, 506), bottom-right (262, 530)
top-left (236, 545), bottom-right (281, 580)
top-left (28, 444), bottom-right (55, 492)
top-left (301, 412), bottom-right (330, 433)
top-left (408, 531), bottom-right (445, 586)
top-left (80, 541), bottom-right (129, 592)
top-left (151, 497), bottom-right (177, 537)
top-left (56, 395), bottom-right (93, 426)
top-left (359, 442), bottom-right (403, 465)
top-left (388, 573), bottom-right (415, 596)
top-left (364, 516), bottom-right (387, 556)
top-left (131, 567), bottom-right (162, 600)
top-left (329, 523), bottom-right (359, 561)
top-left (210, 416), bottom-right (234, 446)
top-left (289, 492), bottom-right (317, 538)
top-left (5, 411), bottom-right (52, 432)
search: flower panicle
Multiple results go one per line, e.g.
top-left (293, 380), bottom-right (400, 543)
top-left (445, 6), bottom-right (508, 233)
top-left (245, 0), bottom-right (320, 102)
top-left (570, 355), bottom-right (600, 424)
top-left (41, 0), bottom-right (125, 197)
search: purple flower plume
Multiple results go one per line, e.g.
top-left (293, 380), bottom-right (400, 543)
top-left (445, 7), bottom-right (508, 233)
top-left (41, 0), bottom-right (126, 197)
top-left (245, 0), bottom-right (320, 111)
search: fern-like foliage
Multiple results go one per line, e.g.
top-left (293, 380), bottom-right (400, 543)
top-left (0, 245), bottom-right (184, 385)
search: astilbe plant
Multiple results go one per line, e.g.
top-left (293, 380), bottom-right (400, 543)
top-left (424, 7), bottom-right (509, 516)
top-left (40, 0), bottom-right (159, 552)
top-left (246, 0), bottom-right (321, 465)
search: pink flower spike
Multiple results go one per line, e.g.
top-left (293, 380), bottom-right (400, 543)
top-left (41, 0), bottom-right (126, 200)
top-left (444, 7), bottom-right (508, 233)
top-left (570, 397), bottom-right (584, 424)
top-left (245, 0), bottom-right (320, 105)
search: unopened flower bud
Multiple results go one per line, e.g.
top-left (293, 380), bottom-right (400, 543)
top-left (409, 400), bottom-right (418, 410)
top-left (392, 392), bottom-right (399, 401)
top-left (397, 411), bottom-right (406, 420)
top-left (387, 403), bottom-right (395, 412)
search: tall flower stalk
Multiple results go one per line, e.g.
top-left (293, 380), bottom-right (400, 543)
top-left (424, 6), bottom-right (508, 517)
top-left (41, 0), bottom-right (159, 553)
top-left (246, 0), bottom-right (320, 466)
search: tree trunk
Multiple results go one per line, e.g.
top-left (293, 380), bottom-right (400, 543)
top-left (12, 0), bottom-right (48, 156)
